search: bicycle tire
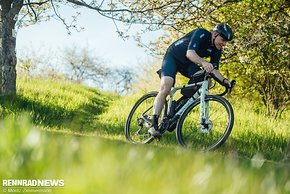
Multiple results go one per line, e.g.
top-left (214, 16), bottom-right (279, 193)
top-left (125, 92), bottom-right (167, 144)
top-left (176, 95), bottom-right (234, 151)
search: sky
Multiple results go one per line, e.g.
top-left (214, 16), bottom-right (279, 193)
top-left (16, 6), bottom-right (163, 70)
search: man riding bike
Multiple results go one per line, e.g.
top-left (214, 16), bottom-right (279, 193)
top-left (149, 23), bottom-right (234, 137)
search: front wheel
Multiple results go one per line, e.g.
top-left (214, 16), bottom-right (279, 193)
top-left (125, 92), bottom-right (167, 144)
top-left (176, 95), bottom-right (234, 151)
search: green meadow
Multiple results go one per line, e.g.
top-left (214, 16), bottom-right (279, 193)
top-left (0, 77), bottom-right (289, 194)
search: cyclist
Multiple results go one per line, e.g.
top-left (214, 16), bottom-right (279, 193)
top-left (149, 23), bottom-right (234, 137)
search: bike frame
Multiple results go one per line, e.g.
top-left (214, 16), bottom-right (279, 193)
top-left (166, 77), bottom-right (210, 131)
top-left (125, 71), bottom-right (235, 145)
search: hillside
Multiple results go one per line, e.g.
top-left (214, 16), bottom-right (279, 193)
top-left (0, 77), bottom-right (289, 193)
top-left (0, 77), bottom-right (288, 159)
top-left (0, 77), bottom-right (116, 132)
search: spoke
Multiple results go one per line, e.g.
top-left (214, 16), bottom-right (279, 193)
top-left (143, 106), bottom-right (154, 115)
top-left (208, 105), bottom-right (225, 121)
top-left (213, 122), bottom-right (228, 129)
top-left (177, 96), bottom-right (233, 151)
top-left (125, 92), bottom-right (161, 144)
top-left (210, 109), bottom-right (227, 121)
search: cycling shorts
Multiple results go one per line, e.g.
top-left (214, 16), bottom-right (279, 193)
top-left (160, 52), bottom-right (201, 80)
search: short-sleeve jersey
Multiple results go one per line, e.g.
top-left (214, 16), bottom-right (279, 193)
top-left (168, 28), bottom-right (222, 69)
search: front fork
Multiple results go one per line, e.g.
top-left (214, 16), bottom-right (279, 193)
top-left (200, 80), bottom-right (211, 133)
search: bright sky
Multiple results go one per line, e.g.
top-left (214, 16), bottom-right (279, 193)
top-left (16, 6), bottom-right (162, 70)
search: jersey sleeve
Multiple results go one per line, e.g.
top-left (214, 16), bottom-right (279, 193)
top-left (188, 29), bottom-right (207, 51)
top-left (210, 51), bottom-right (222, 69)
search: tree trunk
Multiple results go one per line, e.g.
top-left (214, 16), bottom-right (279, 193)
top-left (0, 0), bottom-right (23, 96)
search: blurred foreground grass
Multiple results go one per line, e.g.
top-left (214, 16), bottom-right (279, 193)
top-left (0, 116), bottom-right (289, 194)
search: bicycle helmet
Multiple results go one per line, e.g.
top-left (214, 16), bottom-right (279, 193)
top-left (213, 23), bottom-right (234, 41)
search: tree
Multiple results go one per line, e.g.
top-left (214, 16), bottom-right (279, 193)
top-left (124, 0), bottom-right (290, 117)
top-left (113, 67), bottom-right (134, 94)
top-left (0, 0), bottom-right (160, 95)
top-left (1, 0), bottom-right (23, 95)
top-left (0, 0), bottom-right (229, 95)
top-left (1, 0), bottom-right (289, 109)
top-left (62, 45), bottom-right (110, 85)
top-left (1, 0), bottom-right (230, 95)
top-left (214, 0), bottom-right (290, 117)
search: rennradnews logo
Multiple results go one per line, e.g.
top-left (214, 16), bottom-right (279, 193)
top-left (2, 179), bottom-right (64, 193)
top-left (3, 179), bottom-right (65, 187)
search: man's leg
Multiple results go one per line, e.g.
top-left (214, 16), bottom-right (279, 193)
top-left (153, 76), bottom-right (174, 115)
top-left (148, 76), bottom-right (174, 136)
top-left (148, 51), bottom-right (176, 137)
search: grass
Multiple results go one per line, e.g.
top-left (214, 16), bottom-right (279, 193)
top-left (0, 77), bottom-right (289, 193)
top-left (99, 93), bottom-right (289, 161)
top-left (1, 78), bottom-right (115, 132)
top-left (226, 97), bottom-right (289, 160)
top-left (0, 115), bottom-right (289, 194)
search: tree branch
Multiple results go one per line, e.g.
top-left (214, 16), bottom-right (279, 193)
top-left (23, 0), bottom-right (49, 6)
top-left (26, 0), bottom-right (38, 22)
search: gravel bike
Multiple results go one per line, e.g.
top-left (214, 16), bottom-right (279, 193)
top-left (125, 70), bottom-right (236, 151)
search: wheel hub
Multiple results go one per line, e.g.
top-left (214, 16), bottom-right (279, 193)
top-left (200, 120), bottom-right (213, 133)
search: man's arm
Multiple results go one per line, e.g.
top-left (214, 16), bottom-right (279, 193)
top-left (211, 69), bottom-right (231, 87)
top-left (186, 50), bottom-right (231, 87)
top-left (186, 50), bottom-right (214, 72)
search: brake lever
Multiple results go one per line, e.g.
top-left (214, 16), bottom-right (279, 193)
top-left (229, 80), bottom-right (236, 93)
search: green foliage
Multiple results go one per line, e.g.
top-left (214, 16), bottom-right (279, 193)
top-left (216, 0), bottom-right (290, 118)
top-left (127, 0), bottom-right (290, 117)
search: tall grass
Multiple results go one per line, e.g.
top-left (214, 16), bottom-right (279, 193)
top-left (0, 77), bottom-right (114, 132)
top-left (226, 97), bottom-right (289, 160)
top-left (0, 77), bottom-right (289, 193)
top-left (1, 77), bottom-right (288, 161)
top-left (99, 93), bottom-right (289, 161)
top-left (0, 115), bottom-right (289, 194)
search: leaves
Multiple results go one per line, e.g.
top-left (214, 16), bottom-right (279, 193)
top-left (126, 0), bottom-right (289, 117)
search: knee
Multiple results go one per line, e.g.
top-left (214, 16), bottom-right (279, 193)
top-left (159, 83), bottom-right (171, 97)
top-left (158, 76), bottom-right (174, 98)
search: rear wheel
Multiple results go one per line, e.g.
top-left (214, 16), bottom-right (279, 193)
top-left (125, 92), bottom-right (167, 144)
top-left (176, 95), bottom-right (234, 151)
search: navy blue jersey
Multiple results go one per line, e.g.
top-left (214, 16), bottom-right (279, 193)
top-left (168, 28), bottom-right (222, 68)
